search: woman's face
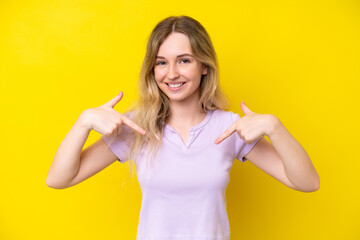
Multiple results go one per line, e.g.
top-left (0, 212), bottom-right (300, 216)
top-left (154, 32), bottom-right (207, 103)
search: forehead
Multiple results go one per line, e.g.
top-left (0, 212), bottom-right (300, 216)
top-left (157, 32), bottom-right (193, 57)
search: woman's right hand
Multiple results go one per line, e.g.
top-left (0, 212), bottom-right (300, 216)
top-left (80, 91), bottom-right (146, 137)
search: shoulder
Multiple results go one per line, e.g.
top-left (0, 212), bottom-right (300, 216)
top-left (207, 109), bottom-right (239, 133)
top-left (211, 109), bottom-right (239, 122)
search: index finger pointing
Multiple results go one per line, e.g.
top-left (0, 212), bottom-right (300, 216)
top-left (121, 115), bottom-right (146, 135)
top-left (215, 124), bottom-right (236, 144)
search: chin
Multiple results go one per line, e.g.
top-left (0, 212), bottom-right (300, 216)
top-left (167, 96), bottom-right (187, 102)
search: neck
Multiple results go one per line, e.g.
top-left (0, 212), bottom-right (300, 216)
top-left (167, 90), bottom-right (206, 129)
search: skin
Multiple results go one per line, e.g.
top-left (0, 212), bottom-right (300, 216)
top-left (45, 91), bottom-right (148, 189)
top-left (85, 91), bottom-right (148, 139)
top-left (154, 32), bottom-right (207, 143)
top-left (215, 102), bottom-right (320, 192)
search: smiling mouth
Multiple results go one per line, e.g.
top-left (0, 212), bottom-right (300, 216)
top-left (165, 82), bottom-right (187, 91)
top-left (166, 82), bottom-right (186, 88)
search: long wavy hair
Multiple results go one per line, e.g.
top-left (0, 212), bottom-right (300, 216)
top-left (117, 15), bottom-right (229, 185)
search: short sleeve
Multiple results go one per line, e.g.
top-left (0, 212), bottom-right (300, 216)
top-left (231, 112), bottom-right (263, 163)
top-left (101, 111), bottom-right (134, 163)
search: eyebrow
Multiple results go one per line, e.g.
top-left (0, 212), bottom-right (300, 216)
top-left (156, 53), bottom-right (194, 59)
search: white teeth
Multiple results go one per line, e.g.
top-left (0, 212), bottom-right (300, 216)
top-left (168, 83), bottom-right (184, 88)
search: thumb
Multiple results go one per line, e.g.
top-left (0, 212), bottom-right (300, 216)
top-left (240, 101), bottom-right (254, 115)
top-left (104, 91), bottom-right (123, 108)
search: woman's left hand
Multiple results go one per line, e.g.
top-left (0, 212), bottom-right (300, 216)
top-left (215, 101), bottom-right (278, 145)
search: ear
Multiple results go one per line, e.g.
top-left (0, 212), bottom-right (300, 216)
top-left (202, 64), bottom-right (208, 75)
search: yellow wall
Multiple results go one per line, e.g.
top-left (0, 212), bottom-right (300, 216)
top-left (1, 0), bottom-right (359, 239)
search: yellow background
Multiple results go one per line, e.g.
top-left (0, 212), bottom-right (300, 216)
top-left (1, 0), bottom-right (359, 239)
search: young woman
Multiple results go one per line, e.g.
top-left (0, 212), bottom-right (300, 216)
top-left (47, 15), bottom-right (320, 240)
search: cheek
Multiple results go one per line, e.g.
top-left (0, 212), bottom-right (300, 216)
top-left (185, 67), bottom-right (202, 82)
top-left (154, 68), bottom-right (165, 82)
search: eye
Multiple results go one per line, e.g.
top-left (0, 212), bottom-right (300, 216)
top-left (180, 58), bottom-right (190, 63)
top-left (156, 61), bottom-right (166, 66)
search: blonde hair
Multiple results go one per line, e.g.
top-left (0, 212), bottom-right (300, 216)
top-left (118, 15), bottom-right (229, 186)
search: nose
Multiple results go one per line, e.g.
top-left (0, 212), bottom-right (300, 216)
top-left (167, 63), bottom-right (180, 80)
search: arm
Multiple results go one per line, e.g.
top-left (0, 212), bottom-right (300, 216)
top-left (244, 115), bottom-right (320, 192)
top-left (46, 92), bottom-right (145, 189)
top-left (46, 111), bottom-right (93, 189)
top-left (266, 116), bottom-right (320, 192)
top-left (46, 111), bottom-right (122, 189)
top-left (216, 102), bottom-right (320, 192)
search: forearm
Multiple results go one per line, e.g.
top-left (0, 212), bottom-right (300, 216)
top-left (267, 116), bottom-right (320, 192)
top-left (46, 111), bottom-right (91, 189)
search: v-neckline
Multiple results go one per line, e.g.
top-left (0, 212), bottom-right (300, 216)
top-left (164, 110), bottom-right (214, 149)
